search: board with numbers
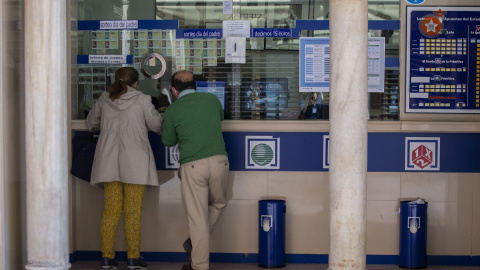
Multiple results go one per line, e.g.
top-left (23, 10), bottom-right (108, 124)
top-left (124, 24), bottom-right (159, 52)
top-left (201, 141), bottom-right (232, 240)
top-left (406, 6), bottom-right (480, 113)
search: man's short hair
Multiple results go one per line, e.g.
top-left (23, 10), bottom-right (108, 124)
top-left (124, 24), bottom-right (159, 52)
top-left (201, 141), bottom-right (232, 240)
top-left (171, 70), bottom-right (196, 92)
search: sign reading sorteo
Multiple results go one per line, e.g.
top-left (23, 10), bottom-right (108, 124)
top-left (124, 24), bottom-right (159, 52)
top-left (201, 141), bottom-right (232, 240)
top-left (100, 20), bottom-right (138, 30)
top-left (405, 137), bottom-right (440, 171)
top-left (181, 29), bottom-right (222, 39)
top-left (245, 136), bottom-right (280, 170)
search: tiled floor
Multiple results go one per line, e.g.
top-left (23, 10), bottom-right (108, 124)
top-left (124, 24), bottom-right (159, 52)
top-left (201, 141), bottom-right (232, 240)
top-left (70, 261), bottom-right (480, 270)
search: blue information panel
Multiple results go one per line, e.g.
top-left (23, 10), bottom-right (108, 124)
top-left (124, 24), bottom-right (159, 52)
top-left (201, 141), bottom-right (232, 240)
top-left (299, 37), bottom-right (330, 92)
top-left (406, 6), bottom-right (480, 113)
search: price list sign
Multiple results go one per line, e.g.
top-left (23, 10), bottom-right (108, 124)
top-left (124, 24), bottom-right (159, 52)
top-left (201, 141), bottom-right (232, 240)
top-left (406, 6), bottom-right (480, 113)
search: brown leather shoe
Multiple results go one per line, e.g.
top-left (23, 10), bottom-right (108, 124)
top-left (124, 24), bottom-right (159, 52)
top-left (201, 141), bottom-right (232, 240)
top-left (181, 264), bottom-right (193, 270)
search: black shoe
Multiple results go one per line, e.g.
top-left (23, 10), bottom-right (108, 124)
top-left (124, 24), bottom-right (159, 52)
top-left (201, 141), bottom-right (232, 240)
top-left (101, 257), bottom-right (118, 269)
top-left (183, 237), bottom-right (192, 263)
top-left (127, 256), bottom-right (148, 269)
top-left (181, 264), bottom-right (193, 270)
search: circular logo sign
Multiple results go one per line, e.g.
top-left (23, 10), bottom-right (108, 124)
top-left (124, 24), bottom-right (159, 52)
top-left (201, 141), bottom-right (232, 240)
top-left (420, 16), bottom-right (442, 37)
top-left (170, 144), bottom-right (180, 163)
top-left (251, 143), bottom-right (274, 166)
top-left (406, 0), bottom-right (425, 4)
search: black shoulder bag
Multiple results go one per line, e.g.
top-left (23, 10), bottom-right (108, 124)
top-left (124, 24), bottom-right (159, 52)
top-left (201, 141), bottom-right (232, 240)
top-left (70, 132), bottom-right (97, 182)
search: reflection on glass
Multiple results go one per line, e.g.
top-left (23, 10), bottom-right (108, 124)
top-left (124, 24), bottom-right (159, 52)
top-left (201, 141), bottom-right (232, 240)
top-left (75, 0), bottom-right (401, 121)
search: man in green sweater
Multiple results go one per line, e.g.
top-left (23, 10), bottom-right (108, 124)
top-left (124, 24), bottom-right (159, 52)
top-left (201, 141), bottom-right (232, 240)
top-left (162, 70), bottom-right (230, 270)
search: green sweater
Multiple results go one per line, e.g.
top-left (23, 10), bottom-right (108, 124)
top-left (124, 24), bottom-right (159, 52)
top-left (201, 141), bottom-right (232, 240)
top-left (161, 91), bottom-right (227, 164)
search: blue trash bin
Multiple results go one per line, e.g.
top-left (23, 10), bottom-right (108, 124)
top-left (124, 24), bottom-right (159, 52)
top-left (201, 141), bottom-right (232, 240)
top-left (258, 200), bottom-right (286, 268)
top-left (399, 200), bottom-right (428, 269)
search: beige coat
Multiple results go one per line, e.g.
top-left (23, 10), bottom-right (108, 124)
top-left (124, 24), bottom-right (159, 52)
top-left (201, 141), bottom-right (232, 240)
top-left (86, 87), bottom-right (163, 187)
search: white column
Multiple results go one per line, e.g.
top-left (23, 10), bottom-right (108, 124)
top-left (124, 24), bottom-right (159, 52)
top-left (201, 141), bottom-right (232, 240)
top-left (0, 0), bottom-right (5, 268)
top-left (24, 0), bottom-right (70, 269)
top-left (328, 0), bottom-right (368, 269)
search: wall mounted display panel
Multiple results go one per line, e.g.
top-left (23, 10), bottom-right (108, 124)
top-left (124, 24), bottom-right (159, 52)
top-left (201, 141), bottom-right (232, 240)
top-left (406, 6), bottom-right (480, 113)
top-left (299, 37), bottom-right (385, 93)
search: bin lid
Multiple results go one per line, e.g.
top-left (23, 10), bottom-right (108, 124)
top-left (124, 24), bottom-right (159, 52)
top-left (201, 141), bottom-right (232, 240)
top-left (402, 199), bottom-right (426, 204)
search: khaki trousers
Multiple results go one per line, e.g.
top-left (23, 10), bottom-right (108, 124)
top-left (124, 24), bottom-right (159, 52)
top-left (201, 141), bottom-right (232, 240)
top-left (179, 155), bottom-right (230, 270)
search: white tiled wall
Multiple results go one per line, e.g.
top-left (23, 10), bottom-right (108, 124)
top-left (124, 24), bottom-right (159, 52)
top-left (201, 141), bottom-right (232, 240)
top-left (74, 171), bottom-right (480, 257)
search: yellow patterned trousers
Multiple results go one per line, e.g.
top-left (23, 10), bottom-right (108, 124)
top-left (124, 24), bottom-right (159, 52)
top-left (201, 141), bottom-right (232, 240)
top-left (101, 181), bottom-right (145, 259)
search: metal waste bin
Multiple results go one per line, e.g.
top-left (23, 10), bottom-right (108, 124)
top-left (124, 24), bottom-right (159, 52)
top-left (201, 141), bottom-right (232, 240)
top-left (258, 200), bottom-right (286, 268)
top-left (399, 200), bottom-right (428, 269)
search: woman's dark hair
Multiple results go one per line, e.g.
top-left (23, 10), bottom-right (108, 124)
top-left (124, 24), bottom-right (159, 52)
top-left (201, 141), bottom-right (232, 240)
top-left (108, 67), bottom-right (139, 101)
top-left (171, 71), bottom-right (196, 92)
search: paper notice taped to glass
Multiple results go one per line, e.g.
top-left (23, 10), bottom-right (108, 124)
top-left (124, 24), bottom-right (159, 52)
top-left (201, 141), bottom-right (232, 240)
top-left (225, 37), bottom-right (246, 64)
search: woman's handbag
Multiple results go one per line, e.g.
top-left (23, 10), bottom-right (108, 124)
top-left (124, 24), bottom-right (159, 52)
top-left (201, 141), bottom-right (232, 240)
top-left (70, 132), bottom-right (97, 182)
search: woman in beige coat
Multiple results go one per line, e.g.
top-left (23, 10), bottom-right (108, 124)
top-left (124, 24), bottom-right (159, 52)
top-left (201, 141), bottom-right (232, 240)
top-left (86, 67), bottom-right (163, 269)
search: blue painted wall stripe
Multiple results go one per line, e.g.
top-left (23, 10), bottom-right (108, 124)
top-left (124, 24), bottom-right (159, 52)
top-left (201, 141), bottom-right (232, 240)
top-left (295, 20), bottom-right (400, 30)
top-left (76, 131), bottom-right (480, 173)
top-left (147, 132), bottom-right (480, 173)
top-left (78, 19), bottom-right (400, 31)
top-left (70, 251), bottom-right (480, 266)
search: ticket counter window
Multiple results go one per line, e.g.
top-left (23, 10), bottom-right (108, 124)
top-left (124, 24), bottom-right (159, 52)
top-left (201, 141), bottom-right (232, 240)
top-left (73, 0), bottom-right (400, 121)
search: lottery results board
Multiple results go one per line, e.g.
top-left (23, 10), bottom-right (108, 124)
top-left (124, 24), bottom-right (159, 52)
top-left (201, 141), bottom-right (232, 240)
top-left (406, 6), bottom-right (480, 113)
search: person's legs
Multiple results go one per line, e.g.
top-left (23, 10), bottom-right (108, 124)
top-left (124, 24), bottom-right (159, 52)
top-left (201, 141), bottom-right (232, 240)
top-left (207, 155), bottom-right (230, 234)
top-left (123, 183), bottom-right (145, 259)
top-left (180, 159), bottom-right (209, 270)
top-left (101, 181), bottom-right (124, 259)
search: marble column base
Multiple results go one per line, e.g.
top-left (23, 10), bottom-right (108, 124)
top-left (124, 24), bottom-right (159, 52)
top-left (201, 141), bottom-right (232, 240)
top-left (25, 263), bottom-right (71, 270)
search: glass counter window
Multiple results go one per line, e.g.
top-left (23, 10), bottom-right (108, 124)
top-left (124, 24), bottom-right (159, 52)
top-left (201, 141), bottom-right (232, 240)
top-left (74, 0), bottom-right (400, 121)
